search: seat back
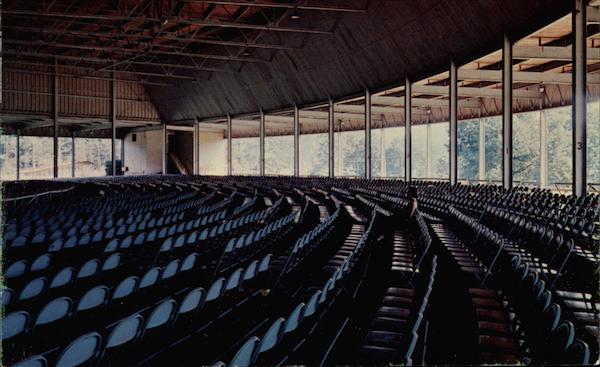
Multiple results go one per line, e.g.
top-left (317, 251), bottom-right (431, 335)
top-left (2, 311), bottom-right (29, 340)
top-left (21, 277), bottom-right (47, 299)
top-left (145, 299), bottom-right (176, 331)
top-left (284, 303), bottom-right (305, 334)
top-left (12, 355), bottom-right (47, 367)
top-left (102, 253), bottom-right (121, 271)
top-left (178, 287), bottom-right (205, 314)
top-left (161, 260), bottom-right (181, 280)
top-left (258, 318), bottom-right (286, 354)
top-left (31, 254), bottom-right (51, 272)
top-left (225, 268), bottom-right (243, 291)
top-left (55, 332), bottom-right (102, 367)
top-left (229, 336), bottom-right (260, 367)
top-left (77, 259), bottom-right (100, 279)
top-left (105, 315), bottom-right (144, 349)
top-left (77, 286), bottom-right (109, 312)
top-left (113, 276), bottom-right (138, 300)
top-left (205, 278), bottom-right (225, 302)
top-left (35, 297), bottom-right (71, 326)
top-left (140, 267), bottom-right (161, 289)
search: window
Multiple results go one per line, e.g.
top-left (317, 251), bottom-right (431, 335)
top-left (199, 131), bottom-right (227, 175)
top-left (74, 138), bottom-right (121, 177)
top-left (483, 116), bottom-right (502, 183)
top-left (335, 129), bottom-right (365, 177)
top-left (412, 124), bottom-right (427, 179)
top-left (372, 125), bottom-right (405, 178)
top-left (232, 137), bottom-right (259, 175)
top-left (588, 100), bottom-right (600, 190)
top-left (513, 111), bottom-right (540, 185)
top-left (300, 133), bottom-right (328, 176)
top-left (58, 137), bottom-right (73, 178)
top-left (265, 118), bottom-right (293, 176)
top-left (430, 122), bottom-right (449, 180)
top-left (0, 134), bottom-right (17, 180)
top-left (19, 136), bottom-right (54, 179)
top-left (545, 106), bottom-right (572, 189)
top-left (457, 119), bottom-right (480, 182)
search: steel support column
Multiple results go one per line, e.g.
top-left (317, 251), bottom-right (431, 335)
top-left (110, 70), bottom-right (117, 176)
top-left (193, 118), bottom-right (200, 175)
top-left (405, 79), bottom-right (412, 182)
top-left (450, 61), bottom-right (458, 185)
top-left (573, 0), bottom-right (587, 196)
top-left (53, 60), bottom-right (59, 178)
top-left (365, 89), bottom-right (372, 179)
top-left (540, 101), bottom-right (548, 188)
top-left (293, 105), bottom-right (300, 177)
top-left (16, 129), bottom-right (20, 180)
top-left (328, 99), bottom-right (335, 178)
top-left (502, 34), bottom-right (513, 190)
top-left (71, 131), bottom-right (76, 178)
top-left (478, 114), bottom-right (486, 182)
top-left (227, 113), bottom-right (232, 175)
top-left (259, 109), bottom-right (265, 176)
top-left (162, 124), bottom-right (167, 174)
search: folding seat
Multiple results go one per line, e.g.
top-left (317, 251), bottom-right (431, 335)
top-left (2, 310), bottom-right (29, 342)
top-left (562, 339), bottom-right (590, 365)
top-left (242, 261), bottom-right (259, 284)
top-left (137, 299), bottom-right (177, 359)
top-left (147, 229), bottom-right (158, 242)
top-left (31, 232), bottom-right (46, 245)
top-left (105, 227), bottom-right (116, 240)
top-left (217, 223), bottom-right (226, 235)
top-left (5, 260), bottom-right (28, 279)
top-left (120, 235), bottom-right (133, 249)
top-left (199, 229), bottom-right (209, 241)
top-left (209, 226), bottom-right (219, 238)
top-left (20, 277), bottom-right (47, 300)
top-left (100, 314), bottom-right (144, 366)
top-left (148, 218), bottom-right (157, 229)
top-left (101, 253), bottom-right (121, 272)
top-left (545, 321), bottom-right (576, 363)
top-left (11, 355), bottom-right (47, 367)
top-left (32, 297), bottom-right (72, 344)
top-left (225, 268), bottom-right (243, 292)
top-left (205, 278), bottom-right (226, 305)
top-left (55, 332), bottom-right (102, 367)
top-left (112, 276), bottom-right (138, 301)
top-left (303, 291), bottom-right (322, 318)
top-left (168, 224), bottom-right (178, 237)
top-left (77, 259), bottom-right (100, 279)
top-left (47, 239), bottom-right (63, 253)
top-left (116, 225), bottom-right (127, 237)
top-left (133, 232), bottom-right (146, 247)
top-left (228, 336), bottom-right (260, 367)
top-left (63, 236), bottom-right (77, 249)
top-left (258, 254), bottom-right (272, 274)
top-left (174, 287), bottom-right (205, 327)
top-left (161, 260), bottom-right (181, 282)
top-left (244, 232), bottom-right (255, 247)
top-left (174, 234), bottom-right (186, 248)
top-left (187, 231), bottom-right (198, 245)
top-left (256, 317), bottom-right (286, 358)
top-left (77, 233), bottom-right (91, 248)
top-left (139, 267), bottom-right (162, 290)
top-left (181, 253), bottom-right (199, 272)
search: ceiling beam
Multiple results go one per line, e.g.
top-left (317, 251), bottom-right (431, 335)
top-left (2, 10), bottom-right (333, 34)
top-left (412, 85), bottom-right (542, 99)
top-left (457, 69), bottom-right (600, 84)
top-left (185, 1), bottom-right (366, 13)
top-left (371, 96), bottom-right (482, 108)
top-left (513, 45), bottom-right (600, 61)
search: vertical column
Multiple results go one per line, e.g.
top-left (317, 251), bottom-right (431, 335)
top-left (328, 99), bottom-right (335, 178)
top-left (572, 0), bottom-right (587, 196)
top-left (426, 119), bottom-right (432, 179)
top-left (71, 130), bottom-right (76, 178)
top-left (259, 109), bottom-right (265, 176)
top-left (449, 61), bottom-right (458, 185)
top-left (478, 115), bottom-right (486, 182)
top-left (16, 129), bottom-right (20, 180)
top-left (404, 78), bottom-right (412, 182)
top-left (110, 70), bottom-right (117, 176)
top-left (227, 113), bottom-right (232, 175)
top-left (293, 105), bottom-right (300, 177)
top-left (365, 88), bottom-right (372, 179)
top-left (540, 101), bottom-right (548, 188)
top-left (502, 34), bottom-right (513, 190)
top-left (162, 123), bottom-right (167, 174)
top-left (193, 118), bottom-right (200, 175)
top-left (53, 60), bottom-right (59, 178)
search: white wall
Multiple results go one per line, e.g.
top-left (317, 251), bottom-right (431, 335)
top-left (123, 129), bottom-right (163, 175)
top-left (199, 130), bottom-right (227, 175)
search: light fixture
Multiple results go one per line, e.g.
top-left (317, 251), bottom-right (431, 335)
top-left (192, 78), bottom-right (199, 84)
top-left (426, 107), bottom-right (432, 114)
top-left (291, 13), bottom-right (300, 20)
top-left (538, 84), bottom-right (545, 93)
top-left (242, 51), bottom-right (250, 56)
top-left (162, 18), bottom-right (169, 25)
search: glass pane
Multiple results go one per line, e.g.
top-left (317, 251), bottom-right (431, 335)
top-left (300, 133), bottom-right (328, 176)
top-left (0, 134), bottom-right (17, 181)
top-left (412, 124), bottom-right (427, 179)
top-left (336, 129), bottom-right (364, 177)
top-left (430, 122), bottom-right (449, 180)
top-left (483, 116), bottom-right (502, 183)
top-left (589, 100), bottom-right (600, 190)
top-left (232, 137), bottom-right (259, 175)
top-left (458, 119), bottom-right (480, 182)
top-left (75, 138), bottom-right (112, 177)
top-left (199, 130), bottom-right (227, 175)
top-left (513, 111), bottom-right (540, 186)
top-left (545, 106), bottom-right (572, 189)
top-left (265, 117), bottom-right (293, 176)
top-left (19, 136), bottom-right (53, 179)
top-left (58, 137), bottom-right (73, 178)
